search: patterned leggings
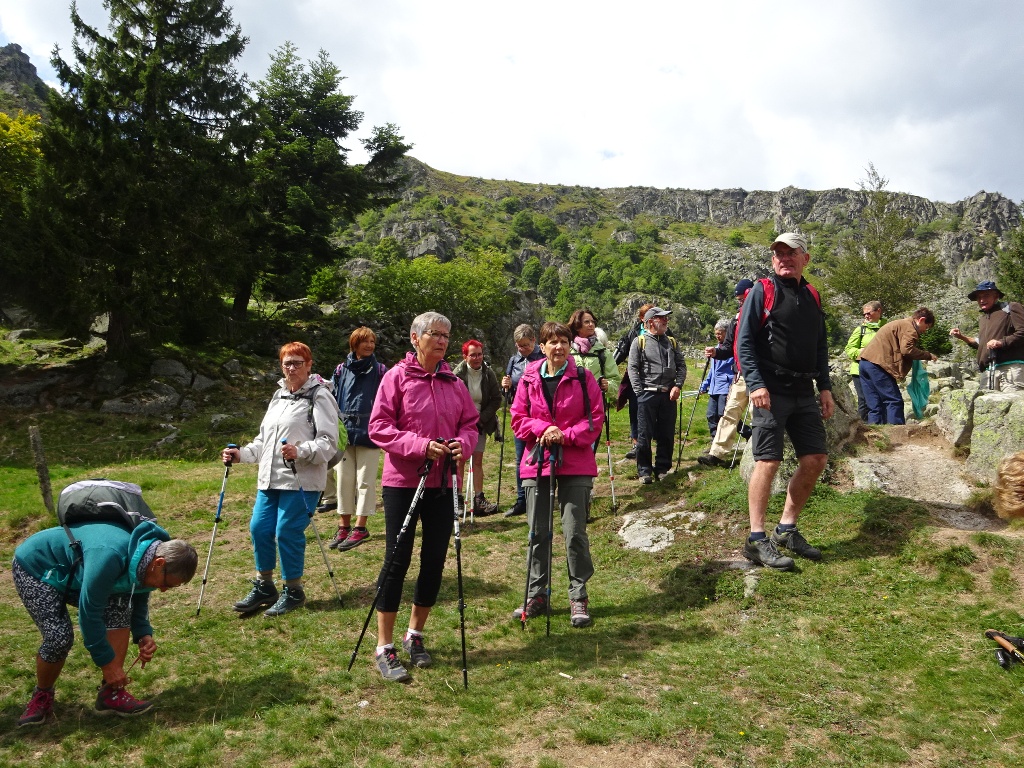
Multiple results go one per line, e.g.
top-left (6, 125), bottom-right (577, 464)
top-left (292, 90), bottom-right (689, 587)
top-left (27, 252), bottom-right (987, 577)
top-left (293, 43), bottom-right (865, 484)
top-left (12, 559), bottom-right (131, 663)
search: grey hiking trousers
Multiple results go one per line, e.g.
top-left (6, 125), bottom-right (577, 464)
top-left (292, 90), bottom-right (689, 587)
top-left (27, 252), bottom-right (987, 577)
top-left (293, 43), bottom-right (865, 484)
top-left (523, 475), bottom-right (594, 602)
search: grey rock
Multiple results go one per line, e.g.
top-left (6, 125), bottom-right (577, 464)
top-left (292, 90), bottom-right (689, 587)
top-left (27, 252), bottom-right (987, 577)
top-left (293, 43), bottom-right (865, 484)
top-left (966, 392), bottom-right (1024, 478)
top-left (192, 374), bottom-right (219, 392)
top-left (93, 362), bottom-right (127, 395)
top-left (935, 389), bottom-right (980, 446)
top-left (222, 359), bottom-right (243, 374)
top-left (149, 380), bottom-right (180, 398)
top-left (6, 328), bottom-right (37, 341)
top-left (100, 392), bottom-right (178, 416)
top-left (151, 359), bottom-right (192, 384)
top-left (90, 313), bottom-right (110, 335)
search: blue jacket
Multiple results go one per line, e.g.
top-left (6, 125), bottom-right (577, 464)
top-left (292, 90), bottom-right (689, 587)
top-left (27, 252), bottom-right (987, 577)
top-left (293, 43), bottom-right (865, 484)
top-left (331, 353), bottom-right (387, 448)
top-left (700, 351), bottom-right (735, 396)
top-left (15, 520), bottom-right (168, 666)
top-left (505, 345), bottom-right (545, 402)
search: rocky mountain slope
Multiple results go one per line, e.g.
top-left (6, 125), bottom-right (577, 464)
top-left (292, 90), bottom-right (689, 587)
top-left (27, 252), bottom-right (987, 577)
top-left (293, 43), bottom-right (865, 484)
top-left (0, 43), bottom-right (50, 117)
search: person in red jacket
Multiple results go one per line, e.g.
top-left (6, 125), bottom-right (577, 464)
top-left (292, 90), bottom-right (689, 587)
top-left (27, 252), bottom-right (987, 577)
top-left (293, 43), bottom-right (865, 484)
top-left (510, 321), bottom-right (605, 628)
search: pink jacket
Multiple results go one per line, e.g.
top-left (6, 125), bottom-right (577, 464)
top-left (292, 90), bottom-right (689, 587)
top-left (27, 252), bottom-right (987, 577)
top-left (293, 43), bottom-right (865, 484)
top-left (369, 352), bottom-right (480, 489)
top-left (511, 356), bottom-right (604, 479)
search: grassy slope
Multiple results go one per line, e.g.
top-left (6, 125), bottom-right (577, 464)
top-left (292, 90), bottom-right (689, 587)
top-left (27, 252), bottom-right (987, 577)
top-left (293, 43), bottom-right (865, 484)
top-left (1, 364), bottom-right (1024, 767)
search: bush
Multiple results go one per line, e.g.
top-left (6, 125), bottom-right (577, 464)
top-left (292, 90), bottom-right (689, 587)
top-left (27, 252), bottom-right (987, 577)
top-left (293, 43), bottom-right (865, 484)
top-left (726, 230), bottom-right (745, 247)
top-left (307, 266), bottom-right (343, 304)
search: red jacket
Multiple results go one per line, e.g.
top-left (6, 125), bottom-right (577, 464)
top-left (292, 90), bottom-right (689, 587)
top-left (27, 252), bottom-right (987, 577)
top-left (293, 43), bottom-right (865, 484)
top-left (511, 356), bottom-right (604, 479)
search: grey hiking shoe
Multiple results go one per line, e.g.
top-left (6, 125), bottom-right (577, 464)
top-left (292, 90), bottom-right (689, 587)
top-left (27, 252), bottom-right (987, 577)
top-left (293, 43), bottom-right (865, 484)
top-left (402, 633), bottom-right (433, 668)
top-left (375, 647), bottom-right (412, 683)
top-left (511, 594), bottom-right (547, 621)
top-left (264, 585), bottom-right (305, 616)
top-left (697, 453), bottom-right (727, 467)
top-left (771, 528), bottom-right (822, 561)
top-left (233, 578), bottom-right (278, 613)
top-left (570, 598), bottom-right (592, 628)
top-left (743, 538), bottom-right (795, 570)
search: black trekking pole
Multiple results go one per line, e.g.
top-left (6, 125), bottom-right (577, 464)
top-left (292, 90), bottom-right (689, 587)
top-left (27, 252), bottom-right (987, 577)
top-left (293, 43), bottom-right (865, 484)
top-left (448, 449), bottom-right (469, 689)
top-left (196, 443), bottom-right (236, 617)
top-left (545, 444), bottom-right (561, 638)
top-left (729, 401), bottom-right (752, 470)
top-left (348, 458), bottom-right (433, 671)
top-left (520, 445), bottom-right (542, 631)
top-left (678, 358), bottom-right (711, 470)
top-left (603, 401), bottom-right (617, 512)
top-left (495, 390), bottom-right (509, 509)
top-left (281, 440), bottom-right (344, 608)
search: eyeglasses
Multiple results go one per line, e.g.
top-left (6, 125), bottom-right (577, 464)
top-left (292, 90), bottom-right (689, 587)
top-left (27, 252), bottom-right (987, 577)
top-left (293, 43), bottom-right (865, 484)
top-left (423, 330), bottom-right (450, 341)
top-left (282, 359), bottom-right (307, 369)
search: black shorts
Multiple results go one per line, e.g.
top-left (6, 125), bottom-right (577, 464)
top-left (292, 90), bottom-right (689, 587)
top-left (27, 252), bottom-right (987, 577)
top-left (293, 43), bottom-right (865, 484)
top-left (750, 392), bottom-right (828, 461)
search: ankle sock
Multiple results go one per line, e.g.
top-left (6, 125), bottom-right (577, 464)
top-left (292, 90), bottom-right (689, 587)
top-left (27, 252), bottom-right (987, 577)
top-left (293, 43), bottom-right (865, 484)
top-left (405, 629), bottom-right (422, 640)
top-left (748, 531), bottom-right (767, 542)
top-left (776, 523), bottom-right (797, 533)
top-left (376, 644), bottom-right (393, 656)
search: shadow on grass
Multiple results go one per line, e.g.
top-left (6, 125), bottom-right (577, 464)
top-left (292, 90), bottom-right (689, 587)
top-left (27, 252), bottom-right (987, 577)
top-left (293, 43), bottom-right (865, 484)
top-left (825, 493), bottom-right (932, 562)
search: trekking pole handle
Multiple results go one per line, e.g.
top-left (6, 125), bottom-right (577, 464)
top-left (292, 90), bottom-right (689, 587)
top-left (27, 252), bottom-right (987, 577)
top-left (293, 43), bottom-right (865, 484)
top-left (223, 443), bottom-right (238, 467)
top-left (280, 439), bottom-right (298, 474)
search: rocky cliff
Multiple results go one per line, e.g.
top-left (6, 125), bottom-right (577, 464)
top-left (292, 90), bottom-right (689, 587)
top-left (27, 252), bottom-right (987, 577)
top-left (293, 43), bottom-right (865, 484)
top-left (0, 43), bottom-right (51, 117)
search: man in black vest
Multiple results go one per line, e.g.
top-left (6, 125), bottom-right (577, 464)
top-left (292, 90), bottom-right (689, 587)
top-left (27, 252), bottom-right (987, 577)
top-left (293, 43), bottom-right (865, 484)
top-left (736, 233), bottom-right (834, 570)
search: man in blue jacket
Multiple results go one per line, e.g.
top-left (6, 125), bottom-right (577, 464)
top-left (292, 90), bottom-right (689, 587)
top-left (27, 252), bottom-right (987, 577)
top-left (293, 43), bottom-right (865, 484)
top-left (13, 517), bottom-right (197, 727)
top-left (736, 234), bottom-right (834, 570)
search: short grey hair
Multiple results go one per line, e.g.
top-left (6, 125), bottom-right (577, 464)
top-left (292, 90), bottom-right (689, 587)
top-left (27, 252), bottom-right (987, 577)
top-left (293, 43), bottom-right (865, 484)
top-left (410, 312), bottom-right (451, 339)
top-left (513, 323), bottom-right (537, 342)
top-left (156, 540), bottom-right (198, 583)
top-left (714, 318), bottom-right (730, 332)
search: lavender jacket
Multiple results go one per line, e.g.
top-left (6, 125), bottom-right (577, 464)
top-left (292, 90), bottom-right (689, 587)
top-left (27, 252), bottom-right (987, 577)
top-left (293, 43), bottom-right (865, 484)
top-left (511, 356), bottom-right (604, 479)
top-left (369, 351), bottom-right (479, 489)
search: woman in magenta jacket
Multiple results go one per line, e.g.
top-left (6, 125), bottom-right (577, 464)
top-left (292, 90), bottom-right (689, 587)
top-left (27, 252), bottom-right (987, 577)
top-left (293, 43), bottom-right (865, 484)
top-left (510, 321), bottom-right (604, 629)
top-left (366, 311), bottom-right (479, 683)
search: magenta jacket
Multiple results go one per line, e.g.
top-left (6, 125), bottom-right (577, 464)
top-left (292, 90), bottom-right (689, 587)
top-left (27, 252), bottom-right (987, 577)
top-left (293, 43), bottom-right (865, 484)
top-left (369, 351), bottom-right (480, 489)
top-left (511, 356), bottom-right (605, 479)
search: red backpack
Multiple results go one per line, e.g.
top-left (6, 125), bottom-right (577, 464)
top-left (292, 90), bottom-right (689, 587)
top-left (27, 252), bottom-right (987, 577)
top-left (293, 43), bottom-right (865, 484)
top-left (732, 277), bottom-right (822, 374)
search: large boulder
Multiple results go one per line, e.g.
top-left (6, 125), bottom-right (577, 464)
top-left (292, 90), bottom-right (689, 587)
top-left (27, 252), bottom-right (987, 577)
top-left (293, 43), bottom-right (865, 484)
top-left (966, 392), bottom-right (1024, 479)
top-left (934, 389), bottom-right (981, 447)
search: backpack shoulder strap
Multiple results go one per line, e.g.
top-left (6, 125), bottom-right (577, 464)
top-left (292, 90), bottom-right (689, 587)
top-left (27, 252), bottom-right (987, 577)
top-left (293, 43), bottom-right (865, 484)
top-left (576, 366), bottom-right (594, 431)
top-left (758, 277), bottom-right (776, 325)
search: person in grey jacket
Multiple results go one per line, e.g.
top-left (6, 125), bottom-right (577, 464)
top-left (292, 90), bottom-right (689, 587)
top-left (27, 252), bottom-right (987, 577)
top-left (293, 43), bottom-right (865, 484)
top-left (627, 307), bottom-right (686, 483)
top-left (222, 341), bottom-right (340, 617)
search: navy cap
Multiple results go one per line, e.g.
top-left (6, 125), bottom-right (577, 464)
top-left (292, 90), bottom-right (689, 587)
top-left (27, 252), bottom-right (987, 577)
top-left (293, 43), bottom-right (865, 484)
top-left (968, 280), bottom-right (1004, 300)
top-left (734, 278), bottom-right (754, 297)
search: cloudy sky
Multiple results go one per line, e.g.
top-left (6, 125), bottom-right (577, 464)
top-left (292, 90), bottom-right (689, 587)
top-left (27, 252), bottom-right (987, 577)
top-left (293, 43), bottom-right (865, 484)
top-left (3, 0), bottom-right (1023, 203)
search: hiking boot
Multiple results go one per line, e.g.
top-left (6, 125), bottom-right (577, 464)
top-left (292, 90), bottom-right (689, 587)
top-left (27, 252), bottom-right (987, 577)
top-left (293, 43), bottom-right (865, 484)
top-left (337, 527), bottom-right (369, 551)
top-left (511, 594), bottom-right (547, 621)
top-left (570, 598), bottom-right (592, 628)
top-left (473, 492), bottom-right (498, 517)
top-left (771, 528), bottom-right (822, 561)
top-left (402, 633), bottom-right (433, 668)
top-left (375, 647), bottom-right (412, 683)
top-left (18, 687), bottom-right (54, 727)
top-left (233, 578), bottom-right (278, 613)
top-left (317, 501), bottom-right (338, 513)
top-left (625, 444), bottom-right (637, 460)
top-left (504, 500), bottom-right (526, 518)
top-left (697, 453), bottom-right (726, 467)
top-left (640, 474), bottom-right (654, 485)
top-left (96, 684), bottom-right (153, 717)
top-left (264, 585), bottom-right (305, 616)
top-left (328, 525), bottom-right (351, 550)
top-left (743, 538), bottom-right (795, 570)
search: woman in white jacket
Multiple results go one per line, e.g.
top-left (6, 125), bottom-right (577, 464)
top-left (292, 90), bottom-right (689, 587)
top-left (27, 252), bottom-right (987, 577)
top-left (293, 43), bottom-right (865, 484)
top-left (221, 342), bottom-right (340, 617)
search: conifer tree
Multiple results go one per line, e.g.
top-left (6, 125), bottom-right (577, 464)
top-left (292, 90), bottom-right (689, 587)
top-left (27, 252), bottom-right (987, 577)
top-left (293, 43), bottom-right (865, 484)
top-left (26, 0), bottom-right (248, 354)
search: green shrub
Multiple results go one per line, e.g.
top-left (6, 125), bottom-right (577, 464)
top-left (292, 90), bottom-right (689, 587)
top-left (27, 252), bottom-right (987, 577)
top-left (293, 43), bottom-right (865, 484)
top-left (307, 266), bottom-right (343, 304)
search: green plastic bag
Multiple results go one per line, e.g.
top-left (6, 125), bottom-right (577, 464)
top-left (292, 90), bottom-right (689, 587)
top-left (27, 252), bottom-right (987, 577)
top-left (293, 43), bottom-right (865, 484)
top-left (908, 359), bottom-right (930, 419)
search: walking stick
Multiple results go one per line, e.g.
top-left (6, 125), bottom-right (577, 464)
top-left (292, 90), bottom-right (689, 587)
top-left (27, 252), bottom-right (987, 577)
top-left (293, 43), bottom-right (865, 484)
top-left (448, 452), bottom-right (469, 689)
top-left (545, 444), bottom-right (561, 638)
top-left (496, 390), bottom-right (509, 509)
top-left (348, 458), bottom-right (433, 671)
top-left (281, 440), bottom-right (344, 608)
top-left (603, 401), bottom-right (617, 512)
top-left (678, 358), bottom-right (711, 469)
top-left (520, 444), bottom-right (542, 630)
top-left (464, 450), bottom-right (475, 526)
top-left (196, 443), bottom-right (236, 617)
top-left (729, 401), bottom-right (752, 470)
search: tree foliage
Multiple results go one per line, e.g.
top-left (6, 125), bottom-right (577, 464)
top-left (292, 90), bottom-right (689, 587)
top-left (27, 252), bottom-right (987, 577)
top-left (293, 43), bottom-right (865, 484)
top-left (348, 247), bottom-right (512, 343)
top-left (0, 111), bottom-right (42, 266)
top-left (21, 0), bottom-right (249, 354)
top-left (996, 218), bottom-right (1024, 302)
top-left (233, 43), bottom-right (411, 316)
top-left (825, 163), bottom-right (945, 314)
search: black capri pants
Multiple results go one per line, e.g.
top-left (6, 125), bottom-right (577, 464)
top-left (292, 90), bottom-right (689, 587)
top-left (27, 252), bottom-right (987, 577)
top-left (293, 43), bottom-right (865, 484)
top-left (377, 486), bottom-right (454, 613)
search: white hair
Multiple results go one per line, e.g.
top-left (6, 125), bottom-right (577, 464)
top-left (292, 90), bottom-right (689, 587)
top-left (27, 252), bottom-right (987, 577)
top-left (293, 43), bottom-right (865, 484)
top-left (410, 312), bottom-right (451, 339)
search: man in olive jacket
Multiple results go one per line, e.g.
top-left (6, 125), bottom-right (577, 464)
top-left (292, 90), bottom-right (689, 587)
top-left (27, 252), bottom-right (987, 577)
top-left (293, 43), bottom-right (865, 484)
top-left (950, 280), bottom-right (1024, 391)
top-left (858, 308), bottom-right (938, 425)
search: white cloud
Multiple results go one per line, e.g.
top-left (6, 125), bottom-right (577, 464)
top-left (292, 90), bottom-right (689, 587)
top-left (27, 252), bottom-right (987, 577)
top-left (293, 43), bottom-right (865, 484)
top-left (2, 0), bottom-right (1023, 203)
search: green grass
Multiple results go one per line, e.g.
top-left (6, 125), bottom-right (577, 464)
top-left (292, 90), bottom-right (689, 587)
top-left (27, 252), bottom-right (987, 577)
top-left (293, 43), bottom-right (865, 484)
top-left (2, 377), bottom-right (1024, 767)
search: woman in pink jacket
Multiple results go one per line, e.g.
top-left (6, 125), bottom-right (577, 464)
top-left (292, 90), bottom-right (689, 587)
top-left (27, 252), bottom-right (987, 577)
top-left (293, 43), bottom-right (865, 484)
top-left (510, 321), bottom-right (604, 629)
top-left (366, 312), bottom-right (479, 683)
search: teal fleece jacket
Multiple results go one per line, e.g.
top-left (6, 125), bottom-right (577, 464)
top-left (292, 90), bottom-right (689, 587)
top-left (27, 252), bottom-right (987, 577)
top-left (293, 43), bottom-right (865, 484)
top-left (14, 520), bottom-right (168, 667)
